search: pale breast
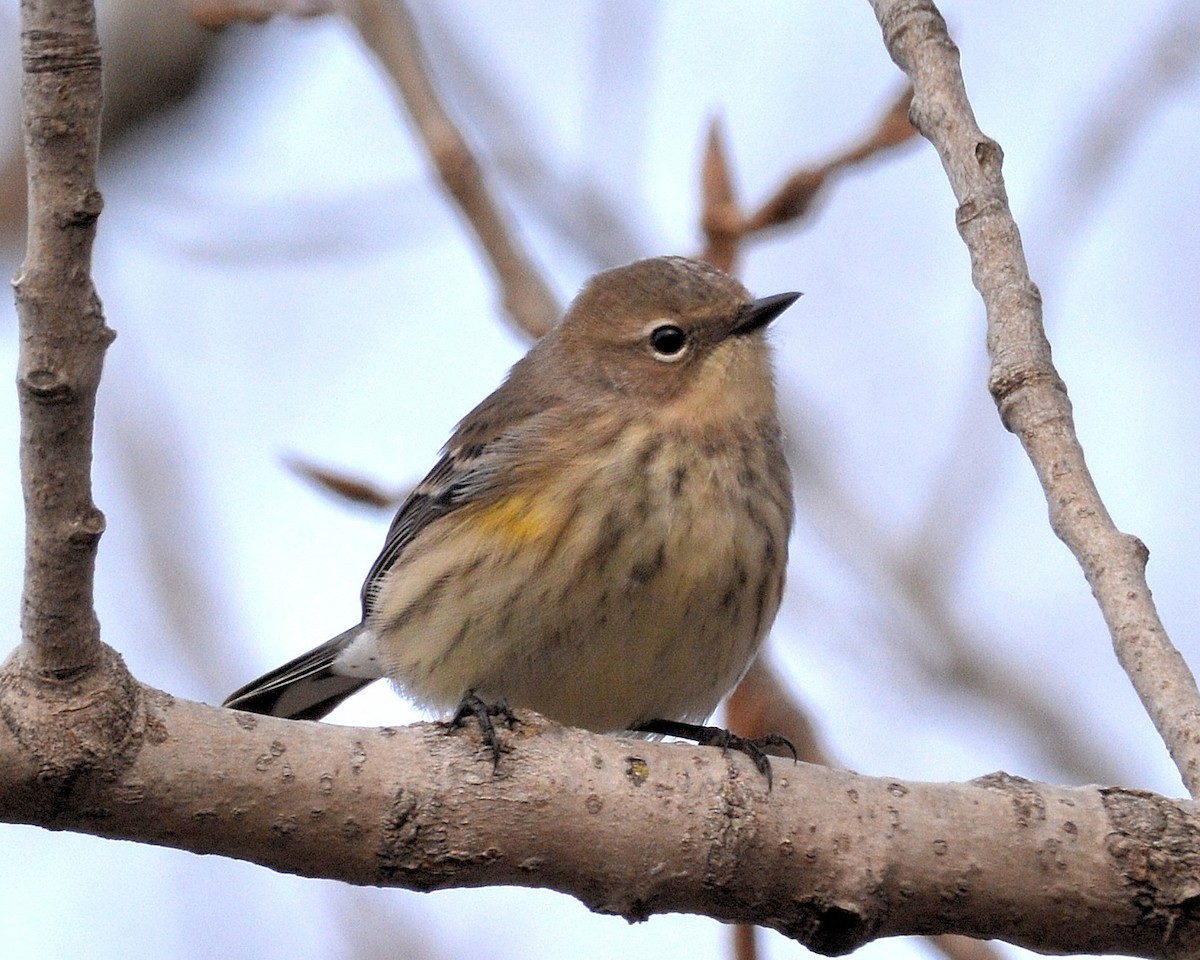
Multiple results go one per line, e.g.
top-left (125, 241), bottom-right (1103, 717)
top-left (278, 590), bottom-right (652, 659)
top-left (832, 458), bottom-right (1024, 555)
top-left (370, 417), bottom-right (793, 732)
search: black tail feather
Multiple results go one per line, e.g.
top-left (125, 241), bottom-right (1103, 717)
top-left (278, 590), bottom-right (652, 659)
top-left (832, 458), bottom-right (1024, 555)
top-left (223, 627), bottom-right (376, 721)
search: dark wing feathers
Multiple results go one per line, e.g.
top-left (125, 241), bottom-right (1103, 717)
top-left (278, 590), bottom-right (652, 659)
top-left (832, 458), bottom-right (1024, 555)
top-left (224, 338), bottom-right (569, 721)
top-left (359, 336), bottom-right (569, 617)
top-left (358, 425), bottom-right (540, 617)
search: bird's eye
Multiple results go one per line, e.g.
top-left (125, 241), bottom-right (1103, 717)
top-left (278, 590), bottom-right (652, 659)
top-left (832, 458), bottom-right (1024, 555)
top-left (649, 324), bottom-right (688, 361)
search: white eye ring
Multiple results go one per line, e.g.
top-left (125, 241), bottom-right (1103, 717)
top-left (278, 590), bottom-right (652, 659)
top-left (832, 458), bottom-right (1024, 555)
top-left (645, 321), bottom-right (690, 362)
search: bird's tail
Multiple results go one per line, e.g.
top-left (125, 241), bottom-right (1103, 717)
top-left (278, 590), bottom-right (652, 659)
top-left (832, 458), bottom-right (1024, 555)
top-left (222, 626), bottom-right (376, 721)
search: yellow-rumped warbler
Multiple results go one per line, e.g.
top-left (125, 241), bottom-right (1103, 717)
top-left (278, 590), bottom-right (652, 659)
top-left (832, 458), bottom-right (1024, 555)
top-left (225, 256), bottom-right (798, 776)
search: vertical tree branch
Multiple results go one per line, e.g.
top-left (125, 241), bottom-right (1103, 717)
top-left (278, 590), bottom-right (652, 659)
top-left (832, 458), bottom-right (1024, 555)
top-left (868, 0), bottom-right (1200, 796)
top-left (12, 0), bottom-right (111, 676)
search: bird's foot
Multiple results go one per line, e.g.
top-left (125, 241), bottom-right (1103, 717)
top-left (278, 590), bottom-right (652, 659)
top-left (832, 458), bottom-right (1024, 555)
top-left (446, 690), bottom-right (519, 770)
top-left (632, 718), bottom-right (797, 789)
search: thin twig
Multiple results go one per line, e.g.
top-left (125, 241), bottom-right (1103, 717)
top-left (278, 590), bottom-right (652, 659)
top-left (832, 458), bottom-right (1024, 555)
top-left (348, 0), bottom-right (561, 338)
top-left (697, 87), bottom-right (917, 269)
top-left (410, 0), bottom-right (649, 269)
top-left (699, 119), bottom-right (742, 274)
top-left (869, 0), bottom-right (1200, 797)
top-left (731, 922), bottom-right (758, 960)
top-left (745, 85), bottom-right (916, 233)
top-left (13, 0), bottom-right (112, 675)
top-left (931, 935), bottom-right (1008, 960)
top-left (188, 0), bottom-right (648, 276)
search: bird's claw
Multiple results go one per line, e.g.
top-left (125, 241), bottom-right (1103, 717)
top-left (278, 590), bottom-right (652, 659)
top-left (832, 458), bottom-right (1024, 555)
top-left (446, 690), bottom-right (519, 769)
top-left (632, 718), bottom-right (797, 789)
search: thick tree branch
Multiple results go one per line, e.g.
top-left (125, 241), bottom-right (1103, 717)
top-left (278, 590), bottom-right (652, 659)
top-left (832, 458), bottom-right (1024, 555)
top-left (0, 666), bottom-right (1198, 958)
top-left (868, 0), bottom-right (1200, 797)
top-left (726, 662), bottom-right (1005, 960)
top-left (13, 0), bottom-right (112, 677)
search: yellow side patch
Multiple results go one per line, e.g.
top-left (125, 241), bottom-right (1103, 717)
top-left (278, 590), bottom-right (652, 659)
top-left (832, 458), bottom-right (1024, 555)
top-left (462, 490), bottom-right (562, 547)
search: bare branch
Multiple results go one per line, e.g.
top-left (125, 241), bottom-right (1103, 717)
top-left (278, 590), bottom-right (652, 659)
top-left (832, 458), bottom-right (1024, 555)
top-left (731, 923), bottom-right (758, 960)
top-left (744, 85), bottom-right (917, 235)
top-left (13, 0), bottom-right (112, 676)
top-left (201, 0), bottom-right (563, 336)
top-left (727, 662), bottom-right (1012, 960)
top-left (695, 86), bottom-right (918, 270)
top-left (410, 1), bottom-right (650, 269)
top-left (3, 8), bottom-right (1199, 957)
top-left (0, 678), bottom-right (1197, 958)
top-left (868, 0), bottom-right (1200, 797)
top-left (826, 85), bottom-right (918, 171)
top-left (348, 0), bottom-right (560, 338)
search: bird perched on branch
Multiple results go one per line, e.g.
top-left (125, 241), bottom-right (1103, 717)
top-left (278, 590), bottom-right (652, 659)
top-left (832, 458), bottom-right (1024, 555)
top-left (225, 256), bottom-right (799, 781)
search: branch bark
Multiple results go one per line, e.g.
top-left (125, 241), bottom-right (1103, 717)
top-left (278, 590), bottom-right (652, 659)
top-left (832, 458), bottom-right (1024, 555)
top-left (868, 0), bottom-right (1200, 798)
top-left (1, 675), bottom-right (1198, 958)
top-left (726, 663), bottom-right (1006, 960)
top-left (13, 0), bottom-right (112, 678)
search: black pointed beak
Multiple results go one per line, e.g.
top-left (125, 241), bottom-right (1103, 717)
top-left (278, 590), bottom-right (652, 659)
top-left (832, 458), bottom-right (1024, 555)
top-left (732, 291), bottom-right (802, 335)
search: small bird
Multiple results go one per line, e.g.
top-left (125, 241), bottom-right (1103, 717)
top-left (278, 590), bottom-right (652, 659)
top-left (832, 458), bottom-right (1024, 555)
top-left (225, 256), bottom-right (799, 779)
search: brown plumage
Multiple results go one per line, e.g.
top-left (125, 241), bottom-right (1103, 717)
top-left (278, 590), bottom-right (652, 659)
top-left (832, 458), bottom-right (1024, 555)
top-left (224, 256), bottom-right (799, 775)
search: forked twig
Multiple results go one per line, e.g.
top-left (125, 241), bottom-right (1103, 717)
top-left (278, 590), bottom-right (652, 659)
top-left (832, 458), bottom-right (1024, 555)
top-left (698, 87), bottom-right (917, 272)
